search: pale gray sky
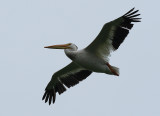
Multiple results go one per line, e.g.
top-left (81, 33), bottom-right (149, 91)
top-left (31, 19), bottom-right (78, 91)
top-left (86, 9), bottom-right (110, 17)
top-left (1, 0), bottom-right (160, 116)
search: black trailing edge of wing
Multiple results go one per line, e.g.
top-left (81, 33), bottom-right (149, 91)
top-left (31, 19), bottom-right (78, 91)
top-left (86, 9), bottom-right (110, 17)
top-left (112, 8), bottom-right (141, 50)
top-left (42, 70), bottom-right (92, 105)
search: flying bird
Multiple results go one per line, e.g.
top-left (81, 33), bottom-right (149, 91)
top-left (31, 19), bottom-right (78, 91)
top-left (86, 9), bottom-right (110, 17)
top-left (42, 8), bottom-right (141, 105)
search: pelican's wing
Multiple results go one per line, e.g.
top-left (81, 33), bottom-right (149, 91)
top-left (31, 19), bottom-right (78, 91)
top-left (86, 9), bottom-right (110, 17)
top-left (85, 8), bottom-right (141, 60)
top-left (42, 62), bottom-right (92, 105)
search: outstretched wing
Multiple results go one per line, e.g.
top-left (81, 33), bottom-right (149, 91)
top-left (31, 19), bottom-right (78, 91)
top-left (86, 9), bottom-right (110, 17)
top-left (85, 8), bottom-right (141, 61)
top-left (42, 62), bottom-right (92, 105)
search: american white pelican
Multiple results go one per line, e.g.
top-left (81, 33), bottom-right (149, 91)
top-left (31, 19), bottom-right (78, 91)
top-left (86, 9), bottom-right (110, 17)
top-left (42, 8), bottom-right (141, 105)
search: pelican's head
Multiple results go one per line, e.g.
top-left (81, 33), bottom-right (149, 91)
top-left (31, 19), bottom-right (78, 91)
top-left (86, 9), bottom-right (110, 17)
top-left (44, 43), bottom-right (78, 51)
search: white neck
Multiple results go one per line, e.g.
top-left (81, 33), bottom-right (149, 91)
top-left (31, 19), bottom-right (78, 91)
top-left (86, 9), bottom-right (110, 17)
top-left (64, 44), bottom-right (78, 60)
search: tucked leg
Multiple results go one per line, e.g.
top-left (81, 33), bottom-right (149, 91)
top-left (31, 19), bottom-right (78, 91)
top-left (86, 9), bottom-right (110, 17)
top-left (106, 63), bottom-right (119, 76)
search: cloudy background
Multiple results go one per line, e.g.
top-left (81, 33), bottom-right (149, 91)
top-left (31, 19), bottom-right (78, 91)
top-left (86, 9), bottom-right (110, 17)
top-left (1, 0), bottom-right (160, 116)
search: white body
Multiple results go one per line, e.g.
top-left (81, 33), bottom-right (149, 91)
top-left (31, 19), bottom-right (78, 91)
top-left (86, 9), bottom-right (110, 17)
top-left (65, 49), bottom-right (113, 75)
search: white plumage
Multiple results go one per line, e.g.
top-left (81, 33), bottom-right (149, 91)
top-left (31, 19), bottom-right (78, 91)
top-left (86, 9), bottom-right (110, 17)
top-left (42, 8), bottom-right (141, 105)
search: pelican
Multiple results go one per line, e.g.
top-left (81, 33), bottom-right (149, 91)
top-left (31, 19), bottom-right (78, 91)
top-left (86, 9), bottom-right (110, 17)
top-left (42, 8), bottom-right (141, 105)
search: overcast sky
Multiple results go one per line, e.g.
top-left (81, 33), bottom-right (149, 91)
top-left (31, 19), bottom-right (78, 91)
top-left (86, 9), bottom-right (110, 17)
top-left (1, 0), bottom-right (160, 116)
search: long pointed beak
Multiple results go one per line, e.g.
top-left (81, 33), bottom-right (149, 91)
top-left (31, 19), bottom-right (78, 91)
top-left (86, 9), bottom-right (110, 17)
top-left (44, 43), bottom-right (70, 49)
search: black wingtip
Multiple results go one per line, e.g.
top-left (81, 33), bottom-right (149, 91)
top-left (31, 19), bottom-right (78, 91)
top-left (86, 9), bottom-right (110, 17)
top-left (125, 10), bottom-right (139, 16)
top-left (128, 14), bottom-right (140, 18)
top-left (124, 7), bottom-right (135, 16)
top-left (45, 93), bottom-right (49, 103)
top-left (123, 8), bottom-right (141, 22)
top-left (42, 91), bottom-right (47, 100)
top-left (42, 88), bottom-right (56, 105)
top-left (49, 95), bottom-right (52, 105)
